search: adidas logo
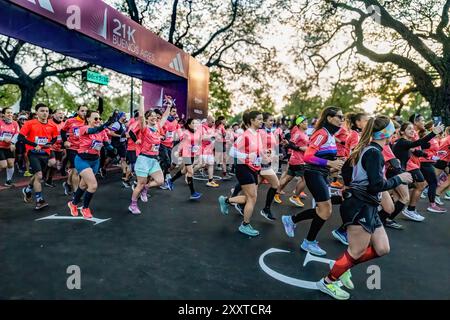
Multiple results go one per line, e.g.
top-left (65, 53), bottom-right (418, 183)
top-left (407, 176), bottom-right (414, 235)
top-left (26, 0), bottom-right (54, 13)
top-left (169, 53), bottom-right (185, 74)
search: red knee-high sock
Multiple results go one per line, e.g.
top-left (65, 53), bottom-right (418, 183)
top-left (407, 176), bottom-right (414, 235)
top-left (328, 246), bottom-right (379, 281)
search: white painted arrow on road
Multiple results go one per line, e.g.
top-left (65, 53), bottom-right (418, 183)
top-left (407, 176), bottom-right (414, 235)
top-left (35, 214), bottom-right (111, 225)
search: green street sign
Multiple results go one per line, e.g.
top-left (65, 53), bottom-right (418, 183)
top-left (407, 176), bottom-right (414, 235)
top-left (82, 70), bottom-right (109, 86)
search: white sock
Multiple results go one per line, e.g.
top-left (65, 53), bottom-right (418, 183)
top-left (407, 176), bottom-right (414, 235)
top-left (6, 167), bottom-right (14, 181)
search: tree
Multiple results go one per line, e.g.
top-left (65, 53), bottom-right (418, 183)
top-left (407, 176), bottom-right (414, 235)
top-left (252, 88), bottom-right (276, 114)
top-left (0, 37), bottom-right (91, 111)
top-left (288, 0), bottom-right (450, 123)
top-left (208, 71), bottom-right (233, 119)
top-left (324, 80), bottom-right (365, 113)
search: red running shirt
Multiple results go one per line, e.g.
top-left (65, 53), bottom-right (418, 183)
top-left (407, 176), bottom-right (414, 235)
top-left (19, 119), bottom-right (58, 155)
top-left (77, 126), bottom-right (109, 156)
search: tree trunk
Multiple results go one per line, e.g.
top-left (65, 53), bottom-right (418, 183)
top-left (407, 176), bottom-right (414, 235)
top-left (429, 82), bottom-right (450, 126)
top-left (19, 85), bottom-right (38, 112)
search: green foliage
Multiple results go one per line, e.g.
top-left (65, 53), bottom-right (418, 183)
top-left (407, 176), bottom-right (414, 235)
top-left (0, 84), bottom-right (20, 107)
top-left (252, 88), bottom-right (275, 114)
top-left (208, 71), bottom-right (232, 119)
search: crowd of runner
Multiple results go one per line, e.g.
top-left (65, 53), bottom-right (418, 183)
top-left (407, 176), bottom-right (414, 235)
top-left (1, 99), bottom-right (449, 300)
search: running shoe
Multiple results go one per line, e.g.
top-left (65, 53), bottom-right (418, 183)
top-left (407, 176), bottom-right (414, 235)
top-left (45, 181), bottom-right (56, 188)
top-left (238, 223), bottom-right (260, 237)
top-left (289, 196), bottom-right (305, 207)
top-left (435, 196), bottom-right (444, 205)
top-left (281, 215), bottom-right (296, 237)
top-left (222, 174), bottom-right (233, 181)
top-left (402, 209), bottom-right (425, 222)
top-left (274, 194), bottom-right (282, 204)
top-left (420, 189), bottom-right (428, 199)
top-left (159, 181), bottom-right (169, 190)
top-left (299, 192), bottom-right (308, 198)
top-left (300, 239), bottom-right (327, 256)
top-left (4, 180), bottom-right (14, 187)
top-left (332, 229), bottom-right (349, 246)
top-left (190, 192), bottom-right (202, 200)
top-left (444, 191), bottom-right (450, 200)
top-left (330, 181), bottom-right (343, 189)
top-left (260, 208), bottom-right (276, 221)
top-left (80, 207), bottom-right (93, 219)
top-left (316, 278), bottom-right (350, 300)
top-left (23, 170), bottom-right (32, 177)
top-left (234, 203), bottom-right (244, 216)
top-left (35, 199), bottom-right (48, 210)
top-left (427, 203), bottom-right (447, 213)
top-left (22, 187), bottom-right (32, 203)
top-left (62, 182), bottom-right (72, 196)
top-left (218, 196), bottom-right (229, 215)
top-left (385, 219), bottom-right (404, 229)
top-left (122, 180), bottom-right (131, 188)
top-left (128, 204), bottom-right (141, 215)
top-left (167, 178), bottom-right (174, 191)
top-left (329, 261), bottom-right (354, 290)
top-left (206, 181), bottom-right (219, 188)
top-left (67, 201), bottom-right (79, 217)
top-left (140, 190), bottom-right (148, 203)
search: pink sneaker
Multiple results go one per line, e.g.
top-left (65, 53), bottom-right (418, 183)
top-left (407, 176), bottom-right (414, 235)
top-left (128, 203), bottom-right (141, 215)
top-left (427, 203), bottom-right (447, 213)
top-left (140, 191), bottom-right (148, 203)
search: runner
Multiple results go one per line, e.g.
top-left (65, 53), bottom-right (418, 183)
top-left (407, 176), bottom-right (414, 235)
top-left (392, 121), bottom-right (443, 221)
top-left (218, 111), bottom-right (265, 236)
top-left (19, 103), bottom-right (58, 209)
top-left (128, 98), bottom-right (170, 214)
top-left (170, 118), bottom-right (202, 200)
top-left (258, 112), bottom-right (281, 221)
top-left (316, 116), bottom-right (413, 300)
top-left (67, 110), bottom-right (116, 219)
top-left (275, 116), bottom-right (309, 207)
top-left (124, 110), bottom-right (141, 188)
top-left (201, 115), bottom-right (219, 187)
top-left (107, 111), bottom-right (129, 185)
top-left (281, 106), bottom-right (344, 256)
top-left (0, 107), bottom-right (20, 187)
top-left (45, 109), bottom-right (65, 187)
top-left (61, 105), bottom-right (88, 195)
top-left (159, 98), bottom-right (178, 190)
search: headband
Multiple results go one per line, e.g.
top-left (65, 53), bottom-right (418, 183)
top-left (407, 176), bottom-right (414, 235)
top-left (295, 116), bottom-right (306, 125)
top-left (373, 120), bottom-right (395, 140)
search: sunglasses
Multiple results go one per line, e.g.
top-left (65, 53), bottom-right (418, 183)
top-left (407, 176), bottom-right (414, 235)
top-left (333, 114), bottom-right (344, 120)
top-left (92, 117), bottom-right (101, 121)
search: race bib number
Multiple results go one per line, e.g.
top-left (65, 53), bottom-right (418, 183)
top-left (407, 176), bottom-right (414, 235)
top-left (166, 131), bottom-right (174, 139)
top-left (253, 156), bottom-right (262, 166)
top-left (56, 135), bottom-right (62, 142)
top-left (35, 136), bottom-right (48, 145)
top-left (91, 140), bottom-right (103, 151)
top-left (152, 144), bottom-right (160, 152)
top-left (191, 145), bottom-right (200, 153)
top-left (1, 132), bottom-right (13, 141)
top-left (73, 127), bottom-right (80, 137)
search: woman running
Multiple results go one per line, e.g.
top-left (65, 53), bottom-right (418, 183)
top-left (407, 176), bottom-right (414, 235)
top-left (170, 118), bottom-right (202, 200)
top-left (392, 121), bottom-right (443, 221)
top-left (317, 116), bottom-right (413, 300)
top-left (281, 106), bottom-right (344, 256)
top-left (218, 111), bottom-right (264, 237)
top-left (258, 112), bottom-right (281, 221)
top-left (275, 116), bottom-right (309, 207)
top-left (331, 112), bottom-right (368, 244)
top-left (67, 110), bottom-right (116, 219)
top-left (128, 98), bottom-right (170, 214)
top-left (0, 107), bottom-right (20, 187)
top-left (418, 123), bottom-right (446, 213)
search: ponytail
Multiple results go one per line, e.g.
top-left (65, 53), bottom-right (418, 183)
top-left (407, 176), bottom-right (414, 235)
top-left (348, 117), bottom-right (375, 166)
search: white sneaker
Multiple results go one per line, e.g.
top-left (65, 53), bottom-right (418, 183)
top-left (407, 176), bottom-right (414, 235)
top-left (444, 194), bottom-right (450, 200)
top-left (402, 209), bottom-right (424, 222)
top-left (435, 196), bottom-right (444, 205)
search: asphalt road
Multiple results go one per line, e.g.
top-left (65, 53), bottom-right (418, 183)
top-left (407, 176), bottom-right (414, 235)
top-left (0, 172), bottom-right (449, 300)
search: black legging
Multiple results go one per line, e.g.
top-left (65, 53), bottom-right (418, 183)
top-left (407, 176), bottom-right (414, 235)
top-left (420, 162), bottom-right (437, 203)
